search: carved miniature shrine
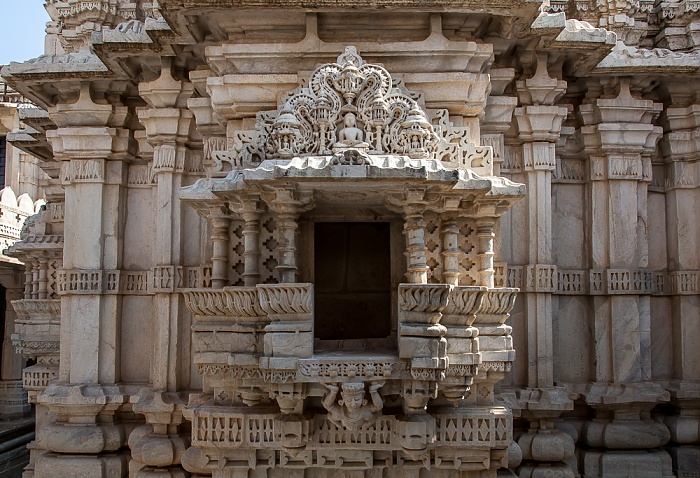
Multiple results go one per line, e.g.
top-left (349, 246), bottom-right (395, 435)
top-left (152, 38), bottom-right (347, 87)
top-left (178, 46), bottom-right (523, 475)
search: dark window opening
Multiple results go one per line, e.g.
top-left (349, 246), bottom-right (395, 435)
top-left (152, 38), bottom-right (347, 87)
top-left (314, 222), bottom-right (392, 341)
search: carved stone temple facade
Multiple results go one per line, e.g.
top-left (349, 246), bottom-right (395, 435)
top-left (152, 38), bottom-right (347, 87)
top-left (1, 0), bottom-right (700, 477)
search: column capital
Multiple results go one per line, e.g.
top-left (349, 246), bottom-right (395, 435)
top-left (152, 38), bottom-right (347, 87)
top-left (515, 52), bottom-right (567, 107)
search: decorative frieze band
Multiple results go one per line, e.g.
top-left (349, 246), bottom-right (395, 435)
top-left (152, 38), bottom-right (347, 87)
top-left (505, 265), bottom-right (698, 296)
top-left (60, 159), bottom-right (105, 184)
top-left (589, 156), bottom-right (652, 182)
top-left (57, 268), bottom-right (202, 295)
top-left (191, 408), bottom-right (510, 451)
top-left (151, 265), bottom-right (213, 292)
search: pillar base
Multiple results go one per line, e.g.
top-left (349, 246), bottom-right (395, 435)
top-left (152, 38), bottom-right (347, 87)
top-left (668, 444), bottom-right (700, 478)
top-left (34, 452), bottom-right (128, 478)
top-left (580, 449), bottom-right (673, 478)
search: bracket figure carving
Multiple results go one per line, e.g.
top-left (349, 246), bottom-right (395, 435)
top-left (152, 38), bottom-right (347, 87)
top-left (321, 381), bottom-right (385, 431)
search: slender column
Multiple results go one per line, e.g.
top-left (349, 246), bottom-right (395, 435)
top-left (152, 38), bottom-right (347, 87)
top-left (131, 58), bottom-right (195, 477)
top-left (24, 261), bottom-right (32, 299)
top-left (264, 188), bottom-right (313, 284)
top-left (31, 259), bottom-right (39, 299)
top-left (476, 219), bottom-right (496, 288)
top-left (404, 208), bottom-right (429, 284)
top-left (239, 196), bottom-right (263, 287)
top-left (38, 257), bottom-right (48, 300)
top-left (209, 212), bottom-right (231, 289)
top-left (277, 212), bottom-right (299, 283)
top-left (440, 215), bottom-right (460, 286)
top-left (505, 52), bottom-right (577, 478)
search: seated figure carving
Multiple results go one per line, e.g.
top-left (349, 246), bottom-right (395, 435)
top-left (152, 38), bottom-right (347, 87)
top-left (322, 381), bottom-right (384, 431)
top-left (334, 112), bottom-right (369, 150)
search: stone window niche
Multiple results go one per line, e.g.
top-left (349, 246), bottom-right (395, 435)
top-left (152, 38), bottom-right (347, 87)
top-left (307, 221), bottom-right (401, 352)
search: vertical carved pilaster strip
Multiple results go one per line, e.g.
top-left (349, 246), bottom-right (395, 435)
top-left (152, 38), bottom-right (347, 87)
top-left (404, 209), bottom-right (429, 284)
top-left (440, 215), bottom-right (460, 286)
top-left (210, 213), bottom-right (230, 289)
top-left (476, 219), bottom-right (495, 288)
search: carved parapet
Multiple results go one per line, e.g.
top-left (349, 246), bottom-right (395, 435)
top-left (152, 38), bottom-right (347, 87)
top-left (257, 283), bottom-right (313, 318)
top-left (258, 283), bottom-right (314, 359)
top-left (183, 287), bottom-right (263, 321)
top-left (185, 406), bottom-right (511, 470)
top-left (184, 288), bottom-right (268, 392)
top-left (398, 284), bottom-right (450, 374)
top-left (398, 283), bottom-right (451, 324)
top-left (441, 287), bottom-right (485, 404)
top-left (11, 299), bottom-right (61, 360)
top-left (441, 286), bottom-right (485, 327)
top-left (472, 288), bottom-right (518, 379)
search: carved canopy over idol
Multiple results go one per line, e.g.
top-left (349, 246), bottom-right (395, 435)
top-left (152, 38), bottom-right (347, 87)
top-left (213, 46), bottom-right (492, 173)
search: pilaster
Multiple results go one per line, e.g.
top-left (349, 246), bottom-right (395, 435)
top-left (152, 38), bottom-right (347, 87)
top-left (37, 82), bottom-right (136, 476)
top-left (131, 59), bottom-right (195, 477)
top-left (510, 52), bottom-right (575, 477)
top-left (659, 102), bottom-right (700, 478)
top-left (578, 78), bottom-right (670, 477)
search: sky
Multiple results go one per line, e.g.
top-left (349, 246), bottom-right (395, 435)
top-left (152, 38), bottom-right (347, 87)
top-left (0, 2), bottom-right (49, 65)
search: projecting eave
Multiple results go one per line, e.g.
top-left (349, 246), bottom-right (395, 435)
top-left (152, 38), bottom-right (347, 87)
top-left (1, 51), bottom-right (109, 79)
top-left (181, 153), bottom-right (525, 216)
top-left (594, 42), bottom-right (700, 76)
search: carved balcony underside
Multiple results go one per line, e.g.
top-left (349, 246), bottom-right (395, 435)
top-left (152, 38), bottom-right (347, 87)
top-left (183, 283), bottom-right (517, 468)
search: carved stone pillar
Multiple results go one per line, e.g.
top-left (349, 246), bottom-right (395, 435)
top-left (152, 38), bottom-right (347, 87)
top-left (209, 210), bottom-right (231, 289)
top-left (578, 78), bottom-right (671, 477)
top-left (132, 59), bottom-right (195, 477)
top-left (263, 187), bottom-right (313, 284)
top-left (660, 102), bottom-right (700, 478)
top-left (387, 189), bottom-right (433, 284)
top-left (476, 218), bottom-right (496, 289)
top-left (37, 82), bottom-right (134, 476)
top-left (440, 215), bottom-right (460, 286)
top-left (405, 208), bottom-right (430, 284)
top-left (508, 52), bottom-right (575, 477)
top-left (238, 195), bottom-right (263, 287)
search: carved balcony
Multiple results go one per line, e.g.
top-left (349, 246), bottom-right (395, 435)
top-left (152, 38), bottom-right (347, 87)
top-left (182, 282), bottom-right (518, 472)
top-left (11, 299), bottom-right (61, 401)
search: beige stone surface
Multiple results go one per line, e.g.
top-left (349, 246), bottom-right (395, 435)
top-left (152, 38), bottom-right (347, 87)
top-left (1, 1), bottom-right (700, 477)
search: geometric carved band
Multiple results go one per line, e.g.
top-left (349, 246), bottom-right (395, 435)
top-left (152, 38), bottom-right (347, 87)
top-left (57, 266), bottom-right (214, 295)
top-left (191, 408), bottom-right (511, 450)
top-left (151, 265), bottom-right (213, 293)
top-left (58, 269), bottom-right (150, 295)
top-left (501, 264), bottom-right (698, 296)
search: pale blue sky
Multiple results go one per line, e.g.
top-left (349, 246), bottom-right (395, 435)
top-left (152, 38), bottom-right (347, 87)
top-left (0, 2), bottom-right (49, 65)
